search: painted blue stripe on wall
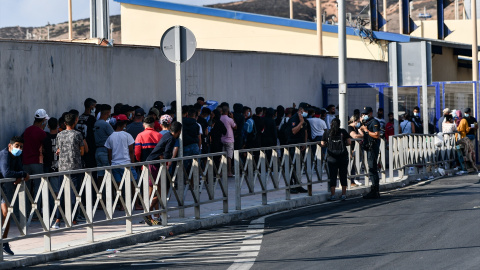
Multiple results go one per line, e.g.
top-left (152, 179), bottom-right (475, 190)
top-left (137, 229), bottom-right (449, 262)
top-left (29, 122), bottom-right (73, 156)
top-left (115, 0), bottom-right (410, 43)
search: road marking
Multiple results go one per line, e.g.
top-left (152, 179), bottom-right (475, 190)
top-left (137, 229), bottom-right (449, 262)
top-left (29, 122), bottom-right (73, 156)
top-left (227, 217), bottom-right (265, 270)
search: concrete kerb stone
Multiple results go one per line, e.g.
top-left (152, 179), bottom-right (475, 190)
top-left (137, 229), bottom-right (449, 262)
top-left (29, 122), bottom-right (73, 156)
top-left (0, 174), bottom-right (439, 269)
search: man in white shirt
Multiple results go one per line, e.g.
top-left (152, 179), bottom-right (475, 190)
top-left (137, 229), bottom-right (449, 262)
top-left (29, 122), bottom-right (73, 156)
top-left (306, 108), bottom-right (328, 141)
top-left (105, 114), bottom-right (138, 183)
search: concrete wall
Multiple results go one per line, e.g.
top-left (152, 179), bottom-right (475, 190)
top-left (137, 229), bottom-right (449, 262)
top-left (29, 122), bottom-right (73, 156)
top-left (120, 3), bottom-right (388, 61)
top-left (0, 40), bottom-right (388, 145)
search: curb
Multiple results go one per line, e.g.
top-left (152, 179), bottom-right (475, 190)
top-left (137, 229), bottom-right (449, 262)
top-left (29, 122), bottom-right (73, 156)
top-left (0, 176), bottom-right (429, 269)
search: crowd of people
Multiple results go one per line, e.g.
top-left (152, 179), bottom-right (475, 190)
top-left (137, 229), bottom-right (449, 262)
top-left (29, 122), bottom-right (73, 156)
top-left (0, 96), bottom-right (476, 255)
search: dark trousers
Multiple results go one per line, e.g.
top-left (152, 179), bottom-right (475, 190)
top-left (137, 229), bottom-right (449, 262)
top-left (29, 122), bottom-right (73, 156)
top-left (326, 156), bottom-right (348, 187)
top-left (367, 146), bottom-right (380, 186)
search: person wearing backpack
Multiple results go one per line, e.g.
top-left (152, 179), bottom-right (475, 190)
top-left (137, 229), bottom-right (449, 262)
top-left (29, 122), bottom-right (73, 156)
top-left (321, 118), bottom-right (352, 201)
top-left (359, 107), bottom-right (382, 199)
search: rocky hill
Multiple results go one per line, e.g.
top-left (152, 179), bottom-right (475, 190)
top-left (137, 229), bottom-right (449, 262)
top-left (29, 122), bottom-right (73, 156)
top-left (209, 0), bottom-right (463, 33)
top-left (0, 15), bottom-right (121, 43)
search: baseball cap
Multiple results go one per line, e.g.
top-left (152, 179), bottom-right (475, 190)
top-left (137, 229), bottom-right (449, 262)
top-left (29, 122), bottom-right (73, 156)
top-left (135, 108), bottom-right (145, 116)
top-left (361, 107), bottom-right (373, 115)
top-left (149, 107), bottom-right (160, 118)
top-left (298, 102), bottom-right (310, 110)
top-left (160, 114), bottom-right (173, 125)
top-left (115, 114), bottom-right (129, 121)
top-left (153, 101), bottom-right (164, 109)
top-left (465, 108), bottom-right (472, 113)
top-left (35, 109), bottom-right (50, 120)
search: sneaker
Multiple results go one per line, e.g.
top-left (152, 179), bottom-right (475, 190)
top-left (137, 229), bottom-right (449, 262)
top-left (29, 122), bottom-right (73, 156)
top-left (350, 183), bottom-right (358, 187)
top-left (52, 220), bottom-right (60, 229)
top-left (143, 216), bottom-right (153, 226)
top-left (354, 180), bottom-right (363, 186)
top-left (340, 195), bottom-right (347, 201)
top-left (3, 243), bottom-right (14, 256)
top-left (328, 195), bottom-right (337, 201)
top-left (297, 187), bottom-right (308, 193)
top-left (150, 218), bottom-right (161, 226)
top-left (290, 187), bottom-right (300, 194)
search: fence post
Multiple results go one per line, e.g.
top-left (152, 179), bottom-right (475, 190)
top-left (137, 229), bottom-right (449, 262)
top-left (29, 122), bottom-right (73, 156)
top-left (143, 165), bottom-right (150, 217)
top-left (260, 150), bottom-right (267, 205)
top-left (221, 154), bottom-right (228, 213)
top-left (234, 150), bottom-right (241, 210)
top-left (177, 161), bottom-right (185, 218)
top-left (284, 148), bottom-right (291, 200)
top-left (64, 175), bottom-right (72, 227)
top-left (85, 172), bottom-right (94, 242)
top-left (380, 139), bottom-right (386, 183)
top-left (18, 181), bottom-right (27, 235)
top-left (389, 137), bottom-right (394, 183)
top-left (295, 146), bottom-right (302, 189)
top-left (306, 145), bottom-right (312, 196)
top-left (105, 170), bottom-right (113, 220)
top-left (42, 177), bottom-right (51, 251)
top-left (125, 168), bottom-right (132, 234)
top-left (192, 159), bottom-right (200, 220)
top-left (161, 163), bottom-right (168, 225)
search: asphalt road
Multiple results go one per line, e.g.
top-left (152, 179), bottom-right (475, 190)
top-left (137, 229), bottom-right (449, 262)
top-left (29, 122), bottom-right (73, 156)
top-left (28, 175), bottom-right (480, 270)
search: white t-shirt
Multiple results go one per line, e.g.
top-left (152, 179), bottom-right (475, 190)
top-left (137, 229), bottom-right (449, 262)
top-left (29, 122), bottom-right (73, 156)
top-left (105, 131), bottom-right (134, 165)
top-left (307, 118), bottom-right (328, 139)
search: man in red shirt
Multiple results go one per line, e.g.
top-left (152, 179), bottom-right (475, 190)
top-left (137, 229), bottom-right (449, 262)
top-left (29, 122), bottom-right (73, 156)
top-left (135, 117), bottom-right (162, 162)
top-left (22, 109), bottom-right (49, 213)
top-left (385, 112), bottom-right (395, 143)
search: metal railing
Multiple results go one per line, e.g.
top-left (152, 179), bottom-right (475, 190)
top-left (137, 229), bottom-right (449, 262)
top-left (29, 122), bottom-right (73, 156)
top-left (0, 134), bottom-right (457, 261)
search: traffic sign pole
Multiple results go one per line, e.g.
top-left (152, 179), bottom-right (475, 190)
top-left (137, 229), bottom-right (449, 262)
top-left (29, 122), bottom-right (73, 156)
top-left (174, 25), bottom-right (183, 158)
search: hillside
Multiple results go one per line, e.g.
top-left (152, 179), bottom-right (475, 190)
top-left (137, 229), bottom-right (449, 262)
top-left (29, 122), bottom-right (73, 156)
top-left (209, 0), bottom-right (463, 33)
top-left (0, 15), bottom-right (121, 43)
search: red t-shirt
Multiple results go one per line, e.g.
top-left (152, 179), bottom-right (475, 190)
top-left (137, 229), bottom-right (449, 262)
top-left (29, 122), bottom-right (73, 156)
top-left (385, 122), bottom-right (394, 142)
top-left (22, 125), bottom-right (47, 165)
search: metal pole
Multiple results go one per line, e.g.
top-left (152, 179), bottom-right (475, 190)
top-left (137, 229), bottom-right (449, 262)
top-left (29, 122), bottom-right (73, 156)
top-left (290, 0), bottom-right (293, 19)
top-left (473, 0), bottom-right (479, 118)
top-left (338, 0), bottom-right (347, 128)
top-left (68, 0), bottom-right (73, 40)
top-left (390, 43), bottom-right (399, 135)
top-left (383, 0), bottom-right (387, 31)
top-left (399, 0), bottom-right (403, 34)
top-left (175, 26), bottom-right (183, 157)
top-left (421, 41), bottom-right (429, 134)
top-left (455, 0), bottom-right (459, 20)
top-left (317, 0), bottom-right (323, 55)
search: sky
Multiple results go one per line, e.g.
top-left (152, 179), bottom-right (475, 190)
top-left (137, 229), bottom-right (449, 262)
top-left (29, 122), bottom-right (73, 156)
top-left (0, 0), bottom-right (237, 28)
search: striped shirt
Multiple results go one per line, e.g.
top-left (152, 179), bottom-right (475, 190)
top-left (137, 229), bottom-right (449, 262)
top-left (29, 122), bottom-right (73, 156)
top-left (134, 128), bottom-right (162, 162)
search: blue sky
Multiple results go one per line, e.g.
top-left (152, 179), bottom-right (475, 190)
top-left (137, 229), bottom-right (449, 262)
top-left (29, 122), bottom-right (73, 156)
top-left (0, 0), bottom-right (236, 28)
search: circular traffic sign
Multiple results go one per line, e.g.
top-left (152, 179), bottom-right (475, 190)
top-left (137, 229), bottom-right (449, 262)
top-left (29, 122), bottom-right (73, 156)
top-left (160, 26), bottom-right (197, 63)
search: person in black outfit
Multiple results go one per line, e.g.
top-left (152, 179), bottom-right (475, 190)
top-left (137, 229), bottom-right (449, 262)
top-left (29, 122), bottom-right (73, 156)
top-left (0, 136), bottom-right (30, 255)
top-left (262, 108), bottom-right (278, 162)
top-left (321, 118), bottom-right (351, 201)
top-left (360, 107), bottom-right (382, 199)
top-left (285, 105), bottom-right (308, 194)
top-left (209, 110), bottom-right (227, 167)
top-left (464, 108), bottom-right (478, 141)
top-left (233, 103), bottom-right (245, 150)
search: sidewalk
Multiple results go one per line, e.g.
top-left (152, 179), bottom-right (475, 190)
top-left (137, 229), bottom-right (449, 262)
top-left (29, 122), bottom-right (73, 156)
top-left (0, 171), bottom-right (408, 269)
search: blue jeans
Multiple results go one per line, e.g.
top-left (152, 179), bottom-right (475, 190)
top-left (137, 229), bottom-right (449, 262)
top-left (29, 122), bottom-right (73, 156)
top-left (112, 167), bottom-right (139, 183)
top-left (95, 147), bottom-right (109, 177)
top-left (183, 144), bottom-right (200, 173)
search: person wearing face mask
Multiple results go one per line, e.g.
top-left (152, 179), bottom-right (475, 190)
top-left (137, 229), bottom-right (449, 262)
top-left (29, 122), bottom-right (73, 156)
top-left (307, 108), bottom-right (328, 142)
top-left (412, 106), bottom-right (424, 134)
top-left (285, 104), bottom-right (309, 194)
top-left (325, 104), bottom-right (337, 129)
top-left (0, 136), bottom-right (30, 255)
top-left (22, 108), bottom-right (48, 218)
top-left (359, 107), bottom-right (381, 199)
top-left (347, 114), bottom-right (364, 187)
top-left (463, 108), bottom-right (477, 141)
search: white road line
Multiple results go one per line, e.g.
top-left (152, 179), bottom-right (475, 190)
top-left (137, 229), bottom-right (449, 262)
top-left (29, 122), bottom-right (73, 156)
top-left (227, 217), bottom-right (265, 270)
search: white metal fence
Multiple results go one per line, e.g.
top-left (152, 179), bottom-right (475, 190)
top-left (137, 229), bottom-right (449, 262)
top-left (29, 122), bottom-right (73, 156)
top-left (0, 134), bottom-right (458, 261)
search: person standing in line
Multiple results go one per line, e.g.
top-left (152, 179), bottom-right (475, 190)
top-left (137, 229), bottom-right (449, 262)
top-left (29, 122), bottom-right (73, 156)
top-left (456, 110), bottom-right (471, 139)
top-left (233, 103), bottom-right (245, 151)
top-left (325, 104), bottom-right (336, 129)
top-left (359, 107), bottom-right (381, 199)
top-left (22, 109), bottom-right (48, 216)
top-left (104, 114), bottom-right (138, 184)
top-left (306, 108), bottom-right (328, 142)
top-left (385, 112), bottom-right (395, 143)
top-left (285, 105), bottom-right (308, 194)
top-left (321, 118), bottom-right (351, 201)
top-left (94, 104), bottom-right (114, 186)
top-left (56, 113), bottom-right (85, 226)
top-left (412, 106), bottom-right (424, 134)
top-left (145, 122), bottom-right (182, 226)
top-left (347, 114), bottom-right (364, 187)
top-left (126, 108), bottom-right (146, 141)
top-left (437, 108), bottom-right (451, 133)
top-left (463, 108), bottom-right (477, 141)
top-left (400, 113), bottom-right (415, 134)
top-left (135, 117), bottom-right (162, 163)
top-left (220, 105), bottom-right (237, 177)
top-left (76, 98), bottom-right (97, 171)
top-left (0, 136), bottom-right (30, 255)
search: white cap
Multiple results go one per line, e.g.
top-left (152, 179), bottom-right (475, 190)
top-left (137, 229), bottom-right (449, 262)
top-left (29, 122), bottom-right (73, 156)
top-left (34, 109), bottom-right (50, 120)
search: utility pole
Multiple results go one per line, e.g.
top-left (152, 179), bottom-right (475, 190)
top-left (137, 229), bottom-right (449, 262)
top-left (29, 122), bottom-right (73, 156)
top-left (68, 0), bottom-right (73, 40)
top-left (290, 0), bottom-right (293, 19)
top-left (472, 0), bottom-right (479, 134)
top-left (399, 0), bottom-right (403, 34)
top-left (383, 0), bottom-right (387, 31)
top-left (316, 0), bottom-right (323, 55)
top-left (338, 0), bottom-right (347, 128)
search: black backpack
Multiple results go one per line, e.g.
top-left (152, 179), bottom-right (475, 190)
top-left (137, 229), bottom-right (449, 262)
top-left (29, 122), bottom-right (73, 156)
top-left (327, 132), bottom-right (346, 156)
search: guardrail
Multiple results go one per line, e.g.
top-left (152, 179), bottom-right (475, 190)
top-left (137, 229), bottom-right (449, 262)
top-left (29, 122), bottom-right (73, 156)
top-left (0, 134), bottom-right (457, 261)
